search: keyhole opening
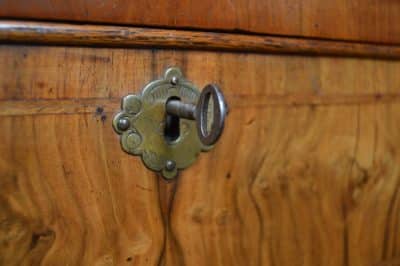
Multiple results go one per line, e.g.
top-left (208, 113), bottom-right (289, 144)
top-left (164, 96), bottom-right (181, 143)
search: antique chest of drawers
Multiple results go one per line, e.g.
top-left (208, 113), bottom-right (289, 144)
top-left (0, 1), bottom-right (399, 265)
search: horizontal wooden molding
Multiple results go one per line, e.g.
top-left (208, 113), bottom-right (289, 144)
top-left (1, 0), bottom-right (400, 44)
top-left (1, 21), bottom-right (400, 59)
top-left (2, 94), bottom-right (400, 116)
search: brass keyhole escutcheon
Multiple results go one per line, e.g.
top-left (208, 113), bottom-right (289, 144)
top-left (113, 67), bottom-right (228, 179)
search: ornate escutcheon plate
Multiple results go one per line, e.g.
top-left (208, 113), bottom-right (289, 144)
top-left (113, 67), bottom-right (212, 179)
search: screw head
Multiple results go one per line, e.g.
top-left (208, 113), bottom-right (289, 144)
top-left (165, 160), bottom-right (176, 171)
top-left (117, 117), bottom-right (130, 131)
top-left (171, 76), bottom-right (179, 85)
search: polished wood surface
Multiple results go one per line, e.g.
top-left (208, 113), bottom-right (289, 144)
top-left (2, 21), bottom-right (400, 59)
top-left (1, 45), bottom-right (399, 265)
top-left (1, 0), bottom-right (400, 44)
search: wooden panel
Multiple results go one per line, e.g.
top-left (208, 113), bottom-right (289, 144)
top-left (0, 115), bottom-right (164, 265)
top-left (1, 0), bottom-right (400, 44)
top-left (2, 21), bottom-right (400, 60)
top-left (168, 96), bottom-right (400, 265)
top-left (0, 45), bottom-right (400, 265)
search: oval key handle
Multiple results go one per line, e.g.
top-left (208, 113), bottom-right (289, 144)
top-left (166, 84), bottom-right (228, 146)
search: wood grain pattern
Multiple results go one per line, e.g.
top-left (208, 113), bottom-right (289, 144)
top-left (2, 21), bottom-right (400, 59)
top-left (0, 45), bottom-right (399, 265)
top-left (3, 93), bottom-right (400, 117)
top-left (0, 114), bottom-right (164, 265)
top-left (1, 0), bottom-right (400, 44)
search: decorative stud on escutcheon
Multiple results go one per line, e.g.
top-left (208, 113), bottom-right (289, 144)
top-left (116, 117), bottom-right (130, 131)
top-left (165, 160), bottom-right (176, 171)
top-left (113, 67), bottom-right (228, 179)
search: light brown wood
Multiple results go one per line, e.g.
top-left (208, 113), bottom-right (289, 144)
top-left (3, 93), bottom-right (400, 117)
top-left (2, 21), bottom-right (400, 59)
top-left (1, 0), bottom-right (400, 44)
top-left (0, 45), bottom-right (400, 265)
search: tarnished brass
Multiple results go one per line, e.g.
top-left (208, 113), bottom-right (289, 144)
top-left (113, 67), bottom-right (213, 179)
